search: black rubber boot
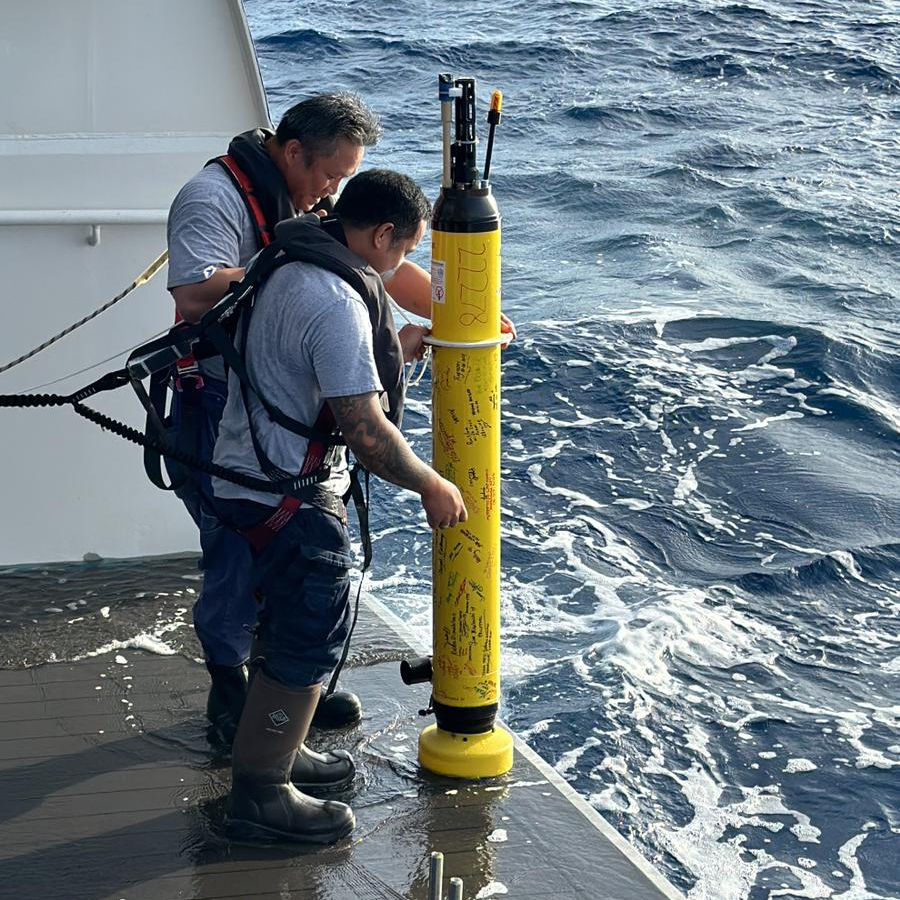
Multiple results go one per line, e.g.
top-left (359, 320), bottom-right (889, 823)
top-left (311, 688), bottom-right (363, 730)
top-left (205, 661), bottom-right (248, 746)
top-left (290, 744), bottom-right (355, 791)
top-left (226, 672), bottom-right (355, 845)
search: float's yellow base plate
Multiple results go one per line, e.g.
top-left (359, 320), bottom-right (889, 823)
top-left (418, 724), bottom-right (514, 778)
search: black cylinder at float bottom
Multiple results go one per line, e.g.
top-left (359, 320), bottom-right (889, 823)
top-left (432, 699), bottom-right (499, 735)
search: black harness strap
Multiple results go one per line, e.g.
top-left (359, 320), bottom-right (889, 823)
top-left (326, 464), bottom-right (372, 697)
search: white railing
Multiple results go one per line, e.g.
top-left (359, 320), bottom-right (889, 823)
top-left (0, 209), bottom-right (168, 245)
top-left (0, 209), bottom-right (168, 225)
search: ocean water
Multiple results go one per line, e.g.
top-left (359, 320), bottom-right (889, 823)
top-left (3, 1), bottom-right (898, 898)
top-left (245, 1), bottom-right (900, 896)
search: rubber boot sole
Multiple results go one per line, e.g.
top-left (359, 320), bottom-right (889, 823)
top-left (224, 811), bottom-right (355, 845)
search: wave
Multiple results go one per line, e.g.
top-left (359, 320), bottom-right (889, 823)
top-left (563, 102), bottom-right (695, 129)
top-left (260, 28), bottom-right (590, 73)
top-left (254, 27), bottom-right (344, 53)
top-left (785, 47), bottom-right (900, 93)
top-left (669, 53), bottom-right (753, 80)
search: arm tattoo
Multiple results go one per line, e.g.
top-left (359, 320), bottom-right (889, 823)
top-left (328, 392), bottom-right (430, 492)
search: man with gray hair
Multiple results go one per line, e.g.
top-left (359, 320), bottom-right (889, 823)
top-left (166, 94), bottom-right (432, 779)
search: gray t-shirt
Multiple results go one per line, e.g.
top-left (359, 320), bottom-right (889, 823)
top-left (166, 164), bottom-right (261, 381)
top-left (212, 260), bottom-right (383, 507)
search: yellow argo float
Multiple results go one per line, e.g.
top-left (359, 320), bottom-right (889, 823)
top-left (402, 75), bottom-right (513, 779)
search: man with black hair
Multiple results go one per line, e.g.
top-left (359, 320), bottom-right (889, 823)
top-left (166, 94), bottom-right (458, 753)
top-left (212, 169), bottom-right (467, 844)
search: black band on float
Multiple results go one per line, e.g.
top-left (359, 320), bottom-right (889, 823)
top-left (432, 186), bottom-right (501, 234)
top-left (433, 699), bottom-right (499, 735)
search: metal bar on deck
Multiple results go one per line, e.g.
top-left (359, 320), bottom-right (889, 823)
top-left (428, 851), bottom-right (444, 900)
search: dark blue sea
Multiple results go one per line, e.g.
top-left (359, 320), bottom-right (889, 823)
top-left (245, 1), bottom-right (900, 896)
top-left (3, 1), bottom-right (898, 897)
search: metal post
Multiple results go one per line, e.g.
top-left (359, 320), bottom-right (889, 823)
top-left (428, 851), bottom-right (444, 900)
top-left (448, 876), bottom-right (465, 900)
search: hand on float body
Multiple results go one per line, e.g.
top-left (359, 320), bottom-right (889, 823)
top-left (420, 471), bottom-right (468, 530)
top-left (397, 323), bottom-right (429, 362)
top-left (500, 311), bottom-right (517, 343)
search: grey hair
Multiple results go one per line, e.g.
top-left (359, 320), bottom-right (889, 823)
top-left (275, 92), bottom-right (382, 160)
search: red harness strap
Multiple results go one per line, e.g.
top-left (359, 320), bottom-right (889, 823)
top-left (238, 404), bottom-right (338, 555)
top-left (216, 154), bottom-right (274, 248)
top-left (173, 154), bottom-right (275, 385)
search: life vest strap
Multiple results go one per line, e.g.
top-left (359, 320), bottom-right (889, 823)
top-left (215, 154), bottom-right (274, 247)
top-left (170, 153), bottom-right (275, 385)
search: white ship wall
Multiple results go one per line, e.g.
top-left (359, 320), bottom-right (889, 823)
top-left (0, 0), bottom-right (270, 565)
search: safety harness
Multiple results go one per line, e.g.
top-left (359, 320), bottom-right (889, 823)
top-left (155, 150), bottom-right (384, 558)
top-left (141, 210), bottom-right (404, 555)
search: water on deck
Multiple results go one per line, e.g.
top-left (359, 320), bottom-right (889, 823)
top-left (0, 576), bottom-right (683, 900)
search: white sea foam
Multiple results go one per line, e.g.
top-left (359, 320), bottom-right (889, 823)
top-left (604, 586), bottom-right (782, 694)
top-left (527, 462), bottom-right (605, 510)
top-left (784, 758), bottom-right (818, 774)
top-left (833, 832), bottom-right (882, 900)
top-left (555, 736), bottom-right (603, 778)
top-left (519, 718), bottom-right (553, 740)
top-left (613, 497), bottom-right (653, 510)
top-left (656, 765), bottom-right (769, 900)
top-left (758, 336), bottom-right (798, 365)
top-left (818, 383), bottom-right (900, 433)
top-left (681, 335), bottom-right (789, 356)
top-left (502, 409), bottom-right (551, 425)
top-left (589, 782), bottom-right (640, 815)
top-left (501, 646), bottom-right (550, 681)
top-left (674, 463), bottom-right (698, 500)
top-left (76, 617), bottom-right (186, 660)
top-left (732, 410), bottom-right (805, 432)
top-left (657, 760), bottom-right (832, 900)
top-left (828, 551), bottom-right (865, 581)
top-left (837, 713), bottom-right (900, 771)
top-left (364, 564), bottom-right (411, 590)
top-left (741, 362), bottom-right (797, 383)
top-left (505, 437), bottom-right (574, 463)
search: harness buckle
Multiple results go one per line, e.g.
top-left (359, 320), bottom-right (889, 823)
top-left (174, 357), bottom-right (204, 392)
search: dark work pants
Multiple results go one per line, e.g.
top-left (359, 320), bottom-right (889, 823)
top-left (169, 376), bottom-right (257, 667)
top-left (214, 498), bottom-right (353, 689)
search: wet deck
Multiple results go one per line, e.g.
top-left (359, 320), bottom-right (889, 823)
top-left (0, 595), bottom-right (683, 900)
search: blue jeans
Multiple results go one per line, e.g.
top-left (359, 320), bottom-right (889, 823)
top-left (169, 376), bottom-right (257, 667)
top-left (215, 498), bottom-right (352, 689)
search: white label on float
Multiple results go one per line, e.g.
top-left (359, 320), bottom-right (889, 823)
top-left (431, 259), bottom-right (446, 304)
